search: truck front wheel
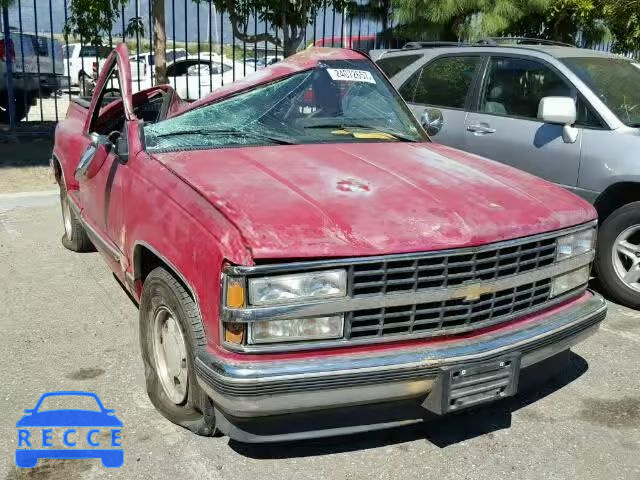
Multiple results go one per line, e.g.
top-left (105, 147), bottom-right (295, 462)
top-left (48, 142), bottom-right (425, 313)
top-left (596, 201), bottom-right (640, 308)
top-left (139, 267), bottom-right (217, 436)
top-left (58, 180), bottom-right (94, 252)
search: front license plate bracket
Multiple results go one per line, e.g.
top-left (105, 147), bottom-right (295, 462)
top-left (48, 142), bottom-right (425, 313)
top-left (422, 353), bottom-right (521, 415)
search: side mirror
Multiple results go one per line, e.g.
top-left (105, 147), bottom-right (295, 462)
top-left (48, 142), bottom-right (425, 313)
top-left (538, 96), bottom-right (576, 125)
top-left (89, 131), bottom-right (112, 148)
top-left (420, 108), bottom-right (444, 136)
top-left (75, 133), bottom-right (112, 180)
top-left (538, 96), bottom-right (578, 143)
top-left (115, 125), bottom-right (129, 163)
top-left (23, 409), bottom-right (34, 414)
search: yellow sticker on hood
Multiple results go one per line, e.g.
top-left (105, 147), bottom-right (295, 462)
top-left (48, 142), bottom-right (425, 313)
top-left (330, 129), bottom-right (396, 140)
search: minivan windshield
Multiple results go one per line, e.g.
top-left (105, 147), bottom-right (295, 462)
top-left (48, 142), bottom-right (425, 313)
top-left (144, 59), bottom-right (426, 152)
top-left (562, 56), bottom-right (640, 127)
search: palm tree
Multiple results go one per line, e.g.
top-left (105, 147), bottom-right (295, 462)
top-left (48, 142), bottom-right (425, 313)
top-left (394, 0), bottom-right (551, 41)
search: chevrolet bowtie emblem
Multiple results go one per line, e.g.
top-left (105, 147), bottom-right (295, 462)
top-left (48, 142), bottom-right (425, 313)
top-left (459, 282), bottom-right (496, 302)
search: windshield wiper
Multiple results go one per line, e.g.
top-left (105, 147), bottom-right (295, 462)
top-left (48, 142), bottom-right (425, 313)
top-left (302, 122), bottom-right (419, 142)
top-left (151, 128), bottom-right (296, 145)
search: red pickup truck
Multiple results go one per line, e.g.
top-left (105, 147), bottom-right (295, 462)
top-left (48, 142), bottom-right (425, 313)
top-left (52, 44), bottom-right (606, 442)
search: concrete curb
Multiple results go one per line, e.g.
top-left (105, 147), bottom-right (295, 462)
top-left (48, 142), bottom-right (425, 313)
top-left (0, 189), bottom-right (59, 212)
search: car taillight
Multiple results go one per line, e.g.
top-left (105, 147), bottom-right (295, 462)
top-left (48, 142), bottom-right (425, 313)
top-left (0, 39), bottom-right (16, 62)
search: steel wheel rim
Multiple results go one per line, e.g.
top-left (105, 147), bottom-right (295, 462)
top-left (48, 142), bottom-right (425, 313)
top-left (62, 194), bottom-right (73, 238)
top-left (152, 306), bottom-right (189, 404)
top-left (612, 224), bottom-right (640, 293)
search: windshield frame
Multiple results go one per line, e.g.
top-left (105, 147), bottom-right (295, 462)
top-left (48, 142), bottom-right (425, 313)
top-left (562, 55), bottom-right (640, 128)
top-left (143, 59), bottom-right (429, 153)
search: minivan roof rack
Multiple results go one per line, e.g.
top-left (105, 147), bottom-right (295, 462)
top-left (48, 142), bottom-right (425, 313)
top-left (478, 37), bottom-right (576, 47)
top-left (402, 41), bottom-right (472, 50)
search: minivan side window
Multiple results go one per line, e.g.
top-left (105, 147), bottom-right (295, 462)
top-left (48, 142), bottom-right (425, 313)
top-left (479, 56), bottom-right (602, 127)
top-left (410, 56), bottom-right (481, 109)
top-left (480, 57), bottom-right (572, 119)
top-left (376, 54), bottom-right (421, 78)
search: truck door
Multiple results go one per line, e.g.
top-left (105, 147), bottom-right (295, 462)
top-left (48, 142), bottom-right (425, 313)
top-left (75, 44), bottom-right (136, 275)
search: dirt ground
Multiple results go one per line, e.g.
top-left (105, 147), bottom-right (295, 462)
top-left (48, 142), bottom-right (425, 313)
top-left (0, 136), bottom-right (57, 193)
top-left (1, 199), bottom-right (639, 480)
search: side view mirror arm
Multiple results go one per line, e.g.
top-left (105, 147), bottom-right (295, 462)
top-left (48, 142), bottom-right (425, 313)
top-left (562, 125), bottom-right (579, 144)
top-left (114, 124), bottom-right (130, 163)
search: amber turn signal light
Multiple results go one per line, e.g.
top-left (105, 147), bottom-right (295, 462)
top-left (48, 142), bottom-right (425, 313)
top-left (224, 322), bottom-right (246, 344)
top-left (226, 279), bottom-right (245, 308)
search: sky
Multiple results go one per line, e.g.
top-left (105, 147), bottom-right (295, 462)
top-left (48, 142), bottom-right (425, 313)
top-left (4, 0), bottom-right (382, 45)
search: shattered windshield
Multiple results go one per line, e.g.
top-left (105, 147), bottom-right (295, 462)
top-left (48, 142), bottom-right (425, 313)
top-left (143, 59), bottom-right (426, 152)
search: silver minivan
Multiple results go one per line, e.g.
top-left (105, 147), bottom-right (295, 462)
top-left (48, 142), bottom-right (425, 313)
top-left (376, 42), bottom-right (640, 308)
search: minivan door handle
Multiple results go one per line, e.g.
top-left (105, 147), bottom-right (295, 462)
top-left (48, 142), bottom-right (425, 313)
top-left (467, 124), bottom-right (496, 135)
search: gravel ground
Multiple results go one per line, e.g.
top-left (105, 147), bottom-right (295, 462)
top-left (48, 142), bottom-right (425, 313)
top-left (0, 195), bottom-right (639, 480)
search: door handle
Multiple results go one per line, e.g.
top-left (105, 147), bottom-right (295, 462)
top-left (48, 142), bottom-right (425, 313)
top-left (467, 124), bottom-right (496, 135)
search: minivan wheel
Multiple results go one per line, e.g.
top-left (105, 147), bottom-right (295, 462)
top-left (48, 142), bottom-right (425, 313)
top-left (596, 201), bottom-right (640, 308)
top-left (139, 267), bottom-right (217, 436)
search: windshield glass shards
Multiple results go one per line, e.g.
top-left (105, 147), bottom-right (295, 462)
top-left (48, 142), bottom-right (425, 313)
top-left (143, 59), bottom-right (426, 152)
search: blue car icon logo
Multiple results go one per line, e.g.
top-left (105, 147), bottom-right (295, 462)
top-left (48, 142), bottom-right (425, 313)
top-left (15, 391), bottom-right (123, 468)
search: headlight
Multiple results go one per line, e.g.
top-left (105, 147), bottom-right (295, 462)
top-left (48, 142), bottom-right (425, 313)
top-left (248, 269), bottom-right (347, 306)
top-left (250, 315), bottom-right (344, 343)
top-left (551, 266), bottom-right (590, 297)
top-left (556, 228), bottom-right (596, 261)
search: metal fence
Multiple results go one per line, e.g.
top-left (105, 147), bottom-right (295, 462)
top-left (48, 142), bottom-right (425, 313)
top-left (0, 0), bottom-right (637, 135)
top-left (0, 0), bottom-right (403, 133)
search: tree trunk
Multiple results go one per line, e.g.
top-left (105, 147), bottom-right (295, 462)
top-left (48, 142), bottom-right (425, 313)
top-left (283, 38), bottom-right (298, 57)
top-left (152, 0), bottom-right (167, 85)
top-left (381, 0), bottom-right (390, 48)
top-left (282, 22), bottom-right (300, 57)
top-left (441, 16), bottom-right (463, 41)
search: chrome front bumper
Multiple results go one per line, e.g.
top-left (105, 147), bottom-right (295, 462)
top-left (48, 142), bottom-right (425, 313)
top-left (196, 292), bottom-right (606, 418)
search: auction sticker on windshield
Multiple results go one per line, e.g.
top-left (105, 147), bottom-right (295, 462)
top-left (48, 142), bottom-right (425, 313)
top-left (326, 68), bottom-right (376, 83)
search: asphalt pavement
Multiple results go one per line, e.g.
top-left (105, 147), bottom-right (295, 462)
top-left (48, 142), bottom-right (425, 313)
top-left (0, 193), bottom-right (639, 480)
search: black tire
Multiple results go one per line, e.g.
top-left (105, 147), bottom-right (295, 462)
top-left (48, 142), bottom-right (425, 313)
top-left (139, 267), bottom-right (217, 436)
top-left (0, 90), bottom-right (31, 123)
top-left (58, 180), bottom-right (94, 252)
top-left (595, 201), bottom-right (640, 308)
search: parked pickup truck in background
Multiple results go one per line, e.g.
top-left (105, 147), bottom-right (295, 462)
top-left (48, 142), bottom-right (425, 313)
top-left (51, 44), bottom-right (607, 442)
top-left (1, 32), bottom-right (65, 122)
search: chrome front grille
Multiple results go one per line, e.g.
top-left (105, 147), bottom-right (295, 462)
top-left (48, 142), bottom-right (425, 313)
top-left (351, 237), bottom-right (557, 297)
top-left (223, 221), bottom-right (597, 352)
top-left (347, 279), bottom-right (552, 339)
top-left (346, 237), bottom-right (558, 340)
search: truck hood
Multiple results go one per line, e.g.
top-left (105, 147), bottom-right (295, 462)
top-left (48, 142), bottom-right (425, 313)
top-left (155, 142), bottom-right (595, 259)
